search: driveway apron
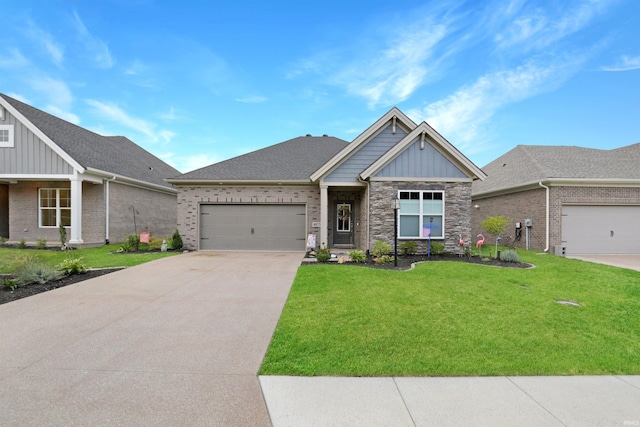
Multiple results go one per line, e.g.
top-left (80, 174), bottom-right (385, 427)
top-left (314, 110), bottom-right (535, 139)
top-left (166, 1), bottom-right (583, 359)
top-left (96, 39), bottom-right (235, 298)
top-left (0, 251), bottom-right (302, 426)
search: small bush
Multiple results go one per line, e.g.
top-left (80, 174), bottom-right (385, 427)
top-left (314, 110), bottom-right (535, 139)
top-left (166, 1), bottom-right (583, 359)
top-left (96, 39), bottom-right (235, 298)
top-left (316, 246), bottom-right (331, 263)
top-left (148, 237), bottom-right (165, 250)
top-left (0, 236), bottom-right (8, 245)
top-left (36, 238), bottom-right (47, 249)
top-left (2, 278), bottom-right (19, 291)
top-left (372, 241), bottom-right (391, 258)
top-left (349, 250), bottom-right (366, 263)
top-left (14, 259), bottom-right (63, 286)
top-left (170, 229), bottom-right (183, 250)
top-left (17, 239), bottom-right (27, 249)
top-left (399, 241), bottom-right (416, 255)
top-left (119, 234), bottom-right (140, 253)
top-left (57, 255), bottom-right (88, 275)
top-left (374, 255), bottom-right (393, 264)
top-left (429, 242), bottom-right (445, 255)
top-left (500, 249), bottom-right (520, 263)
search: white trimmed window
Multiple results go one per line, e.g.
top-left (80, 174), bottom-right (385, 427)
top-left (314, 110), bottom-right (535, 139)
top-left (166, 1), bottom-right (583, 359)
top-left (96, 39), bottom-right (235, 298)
top-left (398, 190), bottom-right (444, 239)
top-left (0, 125), bottom-right (14, 148)
top-left (39, 188), bottom-right (71, 228)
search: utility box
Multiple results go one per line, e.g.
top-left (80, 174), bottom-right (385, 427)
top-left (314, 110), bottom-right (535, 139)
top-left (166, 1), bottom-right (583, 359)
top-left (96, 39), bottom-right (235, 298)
top-left (524, 218), bottom-right (533, 227)
top-left (554, 245), bottom-right (566, 257)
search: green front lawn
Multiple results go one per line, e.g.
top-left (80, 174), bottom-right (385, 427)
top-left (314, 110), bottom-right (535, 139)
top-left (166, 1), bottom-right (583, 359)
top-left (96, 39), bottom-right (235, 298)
top-left (260, 251), bottom-right (640, 376)
top-left (0, 244), bottom-right (180, 274)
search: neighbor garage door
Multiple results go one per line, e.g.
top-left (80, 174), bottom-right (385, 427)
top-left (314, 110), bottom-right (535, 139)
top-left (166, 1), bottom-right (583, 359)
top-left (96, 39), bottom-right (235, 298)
top-left (199, 204), bottom-right (306, 251)
top-left (562, 205), bottom-right (640, 255)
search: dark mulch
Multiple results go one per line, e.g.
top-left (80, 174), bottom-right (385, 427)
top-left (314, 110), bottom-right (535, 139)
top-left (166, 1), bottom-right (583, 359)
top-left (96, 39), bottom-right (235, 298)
top-left (306, 252), bottom-right (533, 270)
top-left (0, 268), bottom-right (123, 306)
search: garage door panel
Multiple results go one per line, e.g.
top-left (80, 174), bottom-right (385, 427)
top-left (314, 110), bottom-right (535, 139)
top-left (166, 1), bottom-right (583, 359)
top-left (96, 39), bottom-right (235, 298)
top-left (562, 205), bottom-right (640, 255)
top-left (200, 204), bottom-right (306, 251)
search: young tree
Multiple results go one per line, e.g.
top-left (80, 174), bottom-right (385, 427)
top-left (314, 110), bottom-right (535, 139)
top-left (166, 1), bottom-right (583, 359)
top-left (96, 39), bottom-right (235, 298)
top-left (481, 216), bottom-right (510, 256)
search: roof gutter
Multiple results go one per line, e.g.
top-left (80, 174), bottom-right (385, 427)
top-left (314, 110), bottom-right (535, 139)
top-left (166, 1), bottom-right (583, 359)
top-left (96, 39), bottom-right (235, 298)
top-left (538, 181), bottom-right (550, 252)
top-left (164, 179), bottom-right (311, 186)
top-left (86, 168), bottom-right (177, 194)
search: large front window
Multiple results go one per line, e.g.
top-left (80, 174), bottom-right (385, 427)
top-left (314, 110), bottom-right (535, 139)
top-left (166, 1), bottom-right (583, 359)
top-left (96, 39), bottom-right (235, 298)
top-left (398, 190), bottom-right (444, 239)
top-left (39, 188), bottom-right (71, 227)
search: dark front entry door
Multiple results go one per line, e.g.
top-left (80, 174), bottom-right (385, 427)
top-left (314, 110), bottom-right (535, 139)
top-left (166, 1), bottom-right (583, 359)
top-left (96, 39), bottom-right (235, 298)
top-left (333, 201), bottom-right (354, 246)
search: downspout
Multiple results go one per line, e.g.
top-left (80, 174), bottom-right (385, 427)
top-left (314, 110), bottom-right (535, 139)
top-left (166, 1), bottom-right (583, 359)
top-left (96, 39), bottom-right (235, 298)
top-left (105, 176), bottom-right (116, 244)
top-left (538, 182), bottom-right (549, 252)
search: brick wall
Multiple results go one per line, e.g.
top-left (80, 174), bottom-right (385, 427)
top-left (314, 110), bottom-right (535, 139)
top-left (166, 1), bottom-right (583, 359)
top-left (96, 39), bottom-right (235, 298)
top-left (9, 181), bottom-right (67, 243)
top-left (108, 182), bottom-right (177, 243)
top-left (369, 181), bottom-right (472, 253)
top-left (176, 184), bottom-right (321, 250)
top-left (471, 188), bottom-right (546, 250)
top-left (0, 184), bottom-right (8, 238)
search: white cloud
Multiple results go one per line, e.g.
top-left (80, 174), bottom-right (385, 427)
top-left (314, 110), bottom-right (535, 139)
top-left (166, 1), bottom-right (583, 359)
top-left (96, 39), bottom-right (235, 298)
top-left (26, 20), bottom-right (64, 66)
top-left (124, 59), bottom-right (145, 75)
top-left (72, 11), bottom-right (114, 68)
top-left (0, 48), bottom-right (29, 68)
top-left (44, 105), bottom-right (80, 124)
top-left (85, 99), bottom-right (175, 144)
top-left (601, 54), bottom-right (640, 71)
top-left (29, 77), bottom-right (74, 108)
top-left (235, 96), bottom-right (268, 104)
top-left (164, 153), bottom-right (221, 173)
top-left (409, 57), bottom-right (584, 148)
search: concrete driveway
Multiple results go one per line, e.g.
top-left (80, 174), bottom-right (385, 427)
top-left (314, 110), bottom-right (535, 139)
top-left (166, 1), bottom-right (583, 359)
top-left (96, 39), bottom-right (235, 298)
top-left (0, 251), bottom-right (303, 426)
top-left (567, 254), bottom-right (640, 272)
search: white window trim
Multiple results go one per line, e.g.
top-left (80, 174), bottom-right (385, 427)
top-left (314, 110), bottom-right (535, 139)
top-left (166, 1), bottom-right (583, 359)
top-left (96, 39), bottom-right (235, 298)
top-left (0, 124), bottom-right (14, 148)
top-left (38, 188), bottom-right (71, 228)
top-left (397, 190), bottom-right (445, 239)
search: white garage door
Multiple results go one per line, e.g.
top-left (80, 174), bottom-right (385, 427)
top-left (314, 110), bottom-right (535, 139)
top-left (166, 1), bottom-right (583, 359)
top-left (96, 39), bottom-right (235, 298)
top-left (562, 205), bottom-right (640, 255)
top-left (199, 204), bottom-right (306, 251)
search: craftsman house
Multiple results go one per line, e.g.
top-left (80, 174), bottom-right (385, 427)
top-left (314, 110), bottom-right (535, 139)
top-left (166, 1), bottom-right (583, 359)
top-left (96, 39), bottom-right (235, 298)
top-left (0, 93), bottom-right (180, 246)
top-left (168, 108), bottom-right (486, 252)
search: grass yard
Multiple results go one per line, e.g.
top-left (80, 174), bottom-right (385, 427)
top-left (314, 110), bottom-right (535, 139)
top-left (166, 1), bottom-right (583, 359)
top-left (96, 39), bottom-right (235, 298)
top-left (260, 251), bottom-right (640, 377)
top-left (0, 244), bottom-right (179, 274)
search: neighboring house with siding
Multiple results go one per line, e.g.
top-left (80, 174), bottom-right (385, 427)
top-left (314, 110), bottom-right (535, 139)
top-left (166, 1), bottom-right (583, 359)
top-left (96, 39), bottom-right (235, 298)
top-left (471, 144), bottom-right (640, 256)
top-left (168, 108), bottom-right (486, 252)
top-left (0, 93), bottom-right (180, 246)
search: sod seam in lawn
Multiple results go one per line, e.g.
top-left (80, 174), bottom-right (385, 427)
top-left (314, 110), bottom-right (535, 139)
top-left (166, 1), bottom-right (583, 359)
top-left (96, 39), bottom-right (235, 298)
top-left (260, 252), bottom-right (640, 377)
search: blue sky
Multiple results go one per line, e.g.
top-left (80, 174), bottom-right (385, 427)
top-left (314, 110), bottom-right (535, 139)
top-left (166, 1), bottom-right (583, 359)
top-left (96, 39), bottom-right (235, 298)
top-left (1, 0), bottom-right (638, 174)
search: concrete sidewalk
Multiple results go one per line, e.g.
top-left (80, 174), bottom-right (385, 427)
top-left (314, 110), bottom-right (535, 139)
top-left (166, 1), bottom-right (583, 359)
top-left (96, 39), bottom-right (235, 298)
top-left (0, 251), bottom-right (302, 426)
top-left (260, 375), bottom-right (640, 426)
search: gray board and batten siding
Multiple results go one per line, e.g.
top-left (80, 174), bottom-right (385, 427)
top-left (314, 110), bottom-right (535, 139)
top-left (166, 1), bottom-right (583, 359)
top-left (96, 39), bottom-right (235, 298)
top-left (375, 137), bottom-right (469, 179)
top-left (0, 108), bottom-right (73, 175)
top-left (324, 124), bottom-right (407, 182)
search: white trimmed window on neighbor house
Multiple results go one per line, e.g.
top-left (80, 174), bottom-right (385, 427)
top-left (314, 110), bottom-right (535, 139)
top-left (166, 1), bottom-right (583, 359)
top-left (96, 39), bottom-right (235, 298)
top-left (39, 188), bottom-right (71, 227)
top-left (0, 125), bottom-right (14, 148)
top-left (398, 190), bottom-right (444, 239)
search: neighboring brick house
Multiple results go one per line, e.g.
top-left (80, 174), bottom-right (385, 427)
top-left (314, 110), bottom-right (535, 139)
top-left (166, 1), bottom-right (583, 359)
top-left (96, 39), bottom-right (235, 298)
top-left (471, 144), bottom-right (640, 256)
top-left (168, 108), bottom-right (486, 252)
top-left (0, 93), bottom-right (180, 246)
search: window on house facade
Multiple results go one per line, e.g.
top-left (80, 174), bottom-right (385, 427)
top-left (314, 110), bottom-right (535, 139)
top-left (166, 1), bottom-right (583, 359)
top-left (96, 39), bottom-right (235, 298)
top-left (398, 190), bottom-right (444, 239)
top-left (0, 125), bottom-right (14, 148)
top-left (39, 188), bottom-right (71, 227)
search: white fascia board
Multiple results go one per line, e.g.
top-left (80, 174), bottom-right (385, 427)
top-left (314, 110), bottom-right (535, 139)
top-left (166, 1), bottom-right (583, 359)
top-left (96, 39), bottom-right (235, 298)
top-left (360, 122), bottom-right (487, 181)
top-left (309, 107), bottom-right (417, 182)
top-left (472, 178), bottom-right (640, 199)
top-left (164, 178), bottom-right (312, 186)
top-left (86, 168), bottom-right (178, 194)
top-left (0, 174), bottom-right (75, 182)
top-left (318, 180), bottom-right (367, 187)
top-left (0, 96), bottom-right (85, 173)
top-left (369, 177), bottom-right (473, 182)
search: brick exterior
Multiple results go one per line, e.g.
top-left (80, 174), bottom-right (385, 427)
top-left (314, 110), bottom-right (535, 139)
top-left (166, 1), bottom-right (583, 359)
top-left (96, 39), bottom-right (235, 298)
top-left (0, 184), bottom-right (8, 238)
top-left (6, 180), bottom-right (176, 246)
top-left (176, 185), bottom-right (321, 250)
top-left (369, 181), bottom-right (472, 253)
top-left (471, 188), bottom-right (546, 250)
top-left (108, 182), bottom-right (177, 243)
top-left (472, 186), bottom-right (640, 252)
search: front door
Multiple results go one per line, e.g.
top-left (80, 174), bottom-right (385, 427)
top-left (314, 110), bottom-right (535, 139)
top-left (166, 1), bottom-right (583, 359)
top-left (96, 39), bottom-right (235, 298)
top-left (333, 201), bottom-right (354, 246)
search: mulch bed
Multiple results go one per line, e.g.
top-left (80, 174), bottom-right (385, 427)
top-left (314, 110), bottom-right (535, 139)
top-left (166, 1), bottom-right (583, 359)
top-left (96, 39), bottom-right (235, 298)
top-left (305, 252), bottom-right (533, 270)
top-left (0, 268), bottom-right (123, 306)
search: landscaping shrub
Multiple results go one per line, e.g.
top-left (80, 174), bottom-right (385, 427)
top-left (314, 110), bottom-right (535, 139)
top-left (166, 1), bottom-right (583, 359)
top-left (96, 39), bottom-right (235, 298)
top-left (349, 250), bottom-right (366, 263)
top-left (170, 229), bottom-right (183, 250)
top-left (500, 249), bottom-right (520, 263)
top-left (2, 278), bottom-right (18, 291)
top-left (57, 254), bottom-right (88, 275)
top-left (36, 238), bottom-right (47, 249)
top-left (17, 239), bottom-right (26, 249)
top-left (399, 241), bottom-right (416, 255)
top-left (148, 236), bottom-right (165, 250)
top-left (429, 242), bottom-right (445, 255)
top-left (0, 236), bottom-right (7, 245)
top-left (119, 234), bottom-right (140, 253)
top-left (372, 241), bottom-right (391, 258)
top-left (14, 257), bottom-right (63, 286)
top-left (374, 255), bottom-right (393, 264)
top-left (316, 246), bottom-right (331, 263)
